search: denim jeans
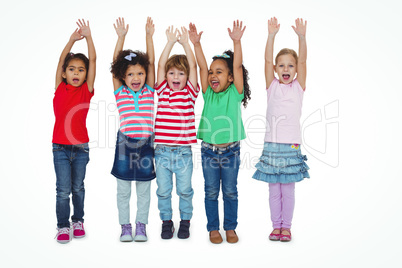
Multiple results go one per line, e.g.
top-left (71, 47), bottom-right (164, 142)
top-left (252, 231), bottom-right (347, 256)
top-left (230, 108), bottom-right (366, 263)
top-left (201, 141), bottom-right (240, 231)
top-left (53, 143), bottom-right (89, 228)
top-left (117, 179), bottom-right (151, 225)
top-left (155, 145), bottom-right (194, 221)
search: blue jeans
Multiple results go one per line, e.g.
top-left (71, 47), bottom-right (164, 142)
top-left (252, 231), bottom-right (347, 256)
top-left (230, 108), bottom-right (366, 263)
top-left (155, 145), bottom-right (194, 221)
top-left (201, 141), bottom-right (240, 231)
top-left (53, 143), bottom-right (89, 228)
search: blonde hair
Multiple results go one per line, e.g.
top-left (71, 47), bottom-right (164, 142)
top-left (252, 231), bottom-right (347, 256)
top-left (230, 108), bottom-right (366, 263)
top-left (275, 48), bottom-right (298, 65)
top-left (165, 54), bottom-right (189, 77)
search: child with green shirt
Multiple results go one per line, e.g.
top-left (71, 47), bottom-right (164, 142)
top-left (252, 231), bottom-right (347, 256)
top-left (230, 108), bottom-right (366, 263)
top-left (189, 20), bottom-right (251, 244)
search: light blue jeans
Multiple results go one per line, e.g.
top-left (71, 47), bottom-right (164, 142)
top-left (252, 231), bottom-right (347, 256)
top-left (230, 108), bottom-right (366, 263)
top-left (117, 179), bottom-right (151, 225)
top-left (155, 145), bottom-right (194, 221)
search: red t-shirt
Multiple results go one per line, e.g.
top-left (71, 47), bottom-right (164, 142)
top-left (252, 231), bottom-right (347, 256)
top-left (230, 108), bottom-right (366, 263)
top-left (52, 82), bottom-right (94, 145)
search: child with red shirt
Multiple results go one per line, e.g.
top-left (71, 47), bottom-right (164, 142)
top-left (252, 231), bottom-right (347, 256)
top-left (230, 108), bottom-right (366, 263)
top-left (53, 19), bottom-right (96, 244)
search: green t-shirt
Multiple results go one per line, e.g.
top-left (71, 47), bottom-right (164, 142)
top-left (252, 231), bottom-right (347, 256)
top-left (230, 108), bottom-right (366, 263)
top-left (197, 84), bottom-right (246, 144)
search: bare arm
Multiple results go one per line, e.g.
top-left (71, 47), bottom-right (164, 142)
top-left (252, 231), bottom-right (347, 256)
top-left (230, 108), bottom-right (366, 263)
top-left (178, 27), bottom-right (197, 89)
top-left (145, 17), bottom-right (155, 87)
top-left (77, 19), bottom-right (96, 93)
top-left (55, 29), bottom-right (83, 89)
top-left (228, 20), bottom-right (246, 94)
top-left (113, 17), bottom-right (129, 91)
top-left (157, 26), bottom-right (178, 87)
top-left (292, 18), bottom-right (307, 89)
top-left (265, 17), bottom-right (280, 88)
top-left (189, 23), bottom-right (208, 93)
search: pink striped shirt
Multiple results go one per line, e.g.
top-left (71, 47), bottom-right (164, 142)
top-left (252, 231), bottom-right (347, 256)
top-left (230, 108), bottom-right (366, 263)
top-left (154, 80), bottom-right (199, 145)
top-left (114, 84), bottom-right (155, 139)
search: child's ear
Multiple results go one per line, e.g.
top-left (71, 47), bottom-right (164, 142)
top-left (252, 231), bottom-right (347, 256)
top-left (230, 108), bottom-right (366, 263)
top-left (228, 74), bottom-right (234, 83)
top-left (62, 72), bottom-right (67, 79)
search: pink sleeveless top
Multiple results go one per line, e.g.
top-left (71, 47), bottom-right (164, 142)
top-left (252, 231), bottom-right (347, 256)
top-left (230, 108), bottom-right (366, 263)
top-left (264, 78), bottom-right (304, 144)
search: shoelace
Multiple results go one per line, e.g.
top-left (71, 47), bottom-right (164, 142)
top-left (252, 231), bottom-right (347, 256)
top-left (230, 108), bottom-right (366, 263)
top-left (136, 223), bottom-right (146, 235)
top-left (72, 222), bottom-right (83, 230)
top-left (55, 228), bottom-right (70, 238)
top-left (121, 224), bottom-right (132, 235)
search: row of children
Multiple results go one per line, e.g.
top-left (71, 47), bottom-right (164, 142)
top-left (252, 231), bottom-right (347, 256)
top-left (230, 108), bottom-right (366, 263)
top-left (52, 17), bottom-right (310, 244)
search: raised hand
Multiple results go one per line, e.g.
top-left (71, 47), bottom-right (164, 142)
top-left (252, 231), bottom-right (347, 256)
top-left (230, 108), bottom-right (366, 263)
top-left (178, 27), bottom-right (189, 45)
top-left (70, 28), bottom-right (84, 42)
top-left (77, 19), bottom-right (91, 37)
top-left (189, 23), bottom-right (203, 45)
top-left (268, 17), bottom-right (280, 35)
top-left (114, 17), bottom-right (129, 37)
top-left (166, 26), bottom-right (179, 43)
top-left (146, 17), bottom-right (155, 37)
top-left (292, 18), bottom-right (307, 37)
top-left (228, 20), bottom-right (246, 41)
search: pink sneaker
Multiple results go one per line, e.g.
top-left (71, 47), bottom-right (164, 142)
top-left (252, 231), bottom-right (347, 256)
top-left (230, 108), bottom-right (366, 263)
top-left (72, 221), bottom-right (86, 238)
top-left (56, 227), bottom-right (71, 244)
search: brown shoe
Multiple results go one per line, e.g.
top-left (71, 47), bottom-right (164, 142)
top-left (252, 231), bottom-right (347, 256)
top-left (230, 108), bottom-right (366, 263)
top-left (226, 230), bottom-right (239, 243)
top-left (209, 230), bottom-right (223, 244)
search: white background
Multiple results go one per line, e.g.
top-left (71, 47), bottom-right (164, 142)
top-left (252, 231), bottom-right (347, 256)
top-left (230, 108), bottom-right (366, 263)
top-left (1, 0), bottom-right (401, 267)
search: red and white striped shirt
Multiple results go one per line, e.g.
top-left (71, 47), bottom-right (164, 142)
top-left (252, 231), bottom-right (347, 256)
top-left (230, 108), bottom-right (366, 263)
top-left (154, 80), bottom-right (199, 145)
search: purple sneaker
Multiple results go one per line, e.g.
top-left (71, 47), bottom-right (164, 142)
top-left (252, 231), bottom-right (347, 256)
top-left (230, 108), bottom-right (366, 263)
top-left (134, 222), bottom-right (147, 242)
top-left (120, 224), bottom-right (133, 242)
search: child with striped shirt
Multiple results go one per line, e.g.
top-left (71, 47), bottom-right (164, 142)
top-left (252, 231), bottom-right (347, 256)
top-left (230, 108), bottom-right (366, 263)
top-left (154, 26), bottom-right (199, 239)
top-left (110, 17), bottom-right (156, 243)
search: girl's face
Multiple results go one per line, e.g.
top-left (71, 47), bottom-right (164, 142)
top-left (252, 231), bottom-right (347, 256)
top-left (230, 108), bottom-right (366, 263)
top-left (208, 59), bottom-right (233, 93)
top-left (62, 59), bottom-right (87, 87)
top-left (275, 54), bottom-right (297, 84)
top-left (166, 67), bottom-right (188, 91)
top-left (124, 64), bottom-right (147, 92)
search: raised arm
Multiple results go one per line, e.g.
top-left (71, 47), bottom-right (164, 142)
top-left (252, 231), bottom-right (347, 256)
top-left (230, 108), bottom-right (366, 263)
top-left (157, 26), bottom-right (178, 87)
top-left (189, 23), bottom-right (208, 93)
top-left (265, 17), bottom-right (280, 88)
top-left (145, 17), bottom-right (155, 87)
top-left (178, 27), bottom-right (197, 89)
top-left (55, 29), bottom-right (83, 89)
top-left (113, 17), bottom-right (129, 90)
top-left (228, 20), bottom-right (246, 94)
top-left (77, 19), bottom-right (96, 93)
top-left (292, 18), bottom-right (307, 89)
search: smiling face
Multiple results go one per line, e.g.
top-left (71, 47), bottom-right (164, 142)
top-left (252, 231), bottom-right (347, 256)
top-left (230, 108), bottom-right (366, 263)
top-left (166, 67), bottom-right (188, 91)
top-left (62, 59), bottom-right (87, 87)
top-left (208, 59), bottom-right (233, 93)
top-left (124, 64), bottom-right (147, 91)
top-left (275, 54), bottom-right (297, 84)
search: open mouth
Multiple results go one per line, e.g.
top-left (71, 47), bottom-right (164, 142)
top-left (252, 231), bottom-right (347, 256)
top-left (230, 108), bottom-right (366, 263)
top-left (132, 82), bottom-right (141, 88)
top-left (73, 78), bottom-right (80, 83)
top-left (282, 74), bottom-right (290, 80)
top-left (211, 81), bottom-right (219, 88)
top-left (172, 82), bottom-right (181, 89)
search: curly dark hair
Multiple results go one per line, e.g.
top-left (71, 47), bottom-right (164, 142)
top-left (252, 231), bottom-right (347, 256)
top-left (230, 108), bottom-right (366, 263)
top-left (62, 53), bottom-right (89, 83)
top-left (110, 50), bottom-right (150, 85)
top-left (212, 50), bottom-right (251, 108)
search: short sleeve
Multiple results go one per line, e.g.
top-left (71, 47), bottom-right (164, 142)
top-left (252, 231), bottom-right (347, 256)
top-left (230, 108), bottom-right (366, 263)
top-left (187, 80), bottom-right (200, 102)
top-left (114, 85), bottom-right (125, 96)
top-left (232, 84), bottom-right (244, 101)
top-left (154, 81), bottom-right (167, 96)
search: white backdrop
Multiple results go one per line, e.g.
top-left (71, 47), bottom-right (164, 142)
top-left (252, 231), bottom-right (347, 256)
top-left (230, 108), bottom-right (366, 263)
top-left (1, 0), bottom-right (401, 267)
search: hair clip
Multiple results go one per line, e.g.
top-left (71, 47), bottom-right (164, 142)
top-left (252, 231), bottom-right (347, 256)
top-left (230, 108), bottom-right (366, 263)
top-left (69, 52), bottom-right (74, 56)
top-left (214, 53), bottom-right (230, 59)
top-left (124, 52), bottom-right (137, 61)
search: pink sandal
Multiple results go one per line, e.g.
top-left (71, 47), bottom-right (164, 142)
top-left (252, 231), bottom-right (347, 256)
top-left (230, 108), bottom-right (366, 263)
top-left (269, 228), bottom-right (281, 241)
top-left (280, 228), bottom-right (292, 242)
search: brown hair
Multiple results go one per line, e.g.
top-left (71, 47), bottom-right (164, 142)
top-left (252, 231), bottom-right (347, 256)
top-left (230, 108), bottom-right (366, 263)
top-left (111, 50), bottom-right (150, 85)
top-left (275, 48), bottom-right (298, 65)
top-left (165, 54), bottom-right (189, 77)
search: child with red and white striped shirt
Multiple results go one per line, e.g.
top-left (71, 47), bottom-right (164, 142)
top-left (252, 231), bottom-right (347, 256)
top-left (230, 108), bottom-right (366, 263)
top-left (154, 26), bottom-right (199, 239)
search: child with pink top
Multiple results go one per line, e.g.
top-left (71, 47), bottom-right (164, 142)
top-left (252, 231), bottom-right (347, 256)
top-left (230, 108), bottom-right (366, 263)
top-left (252, 18), bottom-right (310, 242)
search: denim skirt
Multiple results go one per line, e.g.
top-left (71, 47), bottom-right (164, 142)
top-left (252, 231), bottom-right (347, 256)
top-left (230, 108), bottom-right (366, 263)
top-left (252, 142), bottom-right (310, 184)
top-left (111, 131), bottom-right (156, 181)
